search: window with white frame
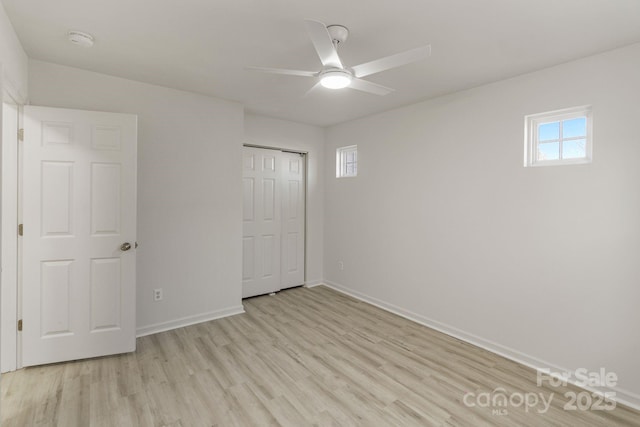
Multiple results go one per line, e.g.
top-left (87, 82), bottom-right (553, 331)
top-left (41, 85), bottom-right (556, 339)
top-left (336, 145), bottom-right (357, 177)
top-left (525, 106), bottom-right (592, 167)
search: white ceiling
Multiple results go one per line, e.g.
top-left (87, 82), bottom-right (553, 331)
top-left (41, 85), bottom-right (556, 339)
top-left (3, 0), bottom-right (640, 126)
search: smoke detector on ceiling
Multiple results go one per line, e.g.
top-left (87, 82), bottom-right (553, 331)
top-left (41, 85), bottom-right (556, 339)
top-left (68, 30), bottom-right (94, 47)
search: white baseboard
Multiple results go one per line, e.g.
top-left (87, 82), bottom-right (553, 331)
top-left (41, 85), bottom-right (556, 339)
top-left (322, 280), bottom-right (640, 411)
top-left (136, 305), bottom-right (245, 338)
top-left (304, 279), bottom-right (323, 288)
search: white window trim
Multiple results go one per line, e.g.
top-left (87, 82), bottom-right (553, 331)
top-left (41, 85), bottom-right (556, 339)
top-left (524, 105), bottom-right (593, 167)
top-left (336, 145), bottom-right (357, 178)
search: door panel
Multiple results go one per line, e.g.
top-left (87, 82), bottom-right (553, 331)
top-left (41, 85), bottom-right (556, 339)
top-left (90, 257), bottom-right (122, 331)
top-left (40, 260), bottom-right (73, 336)
top-left (242, 147), bottom-right (281, 297)
top-left (91, 163), bottom-right (121, 234)
top-left (280, 152), bottom-right (305, 289)
top-left (22, 106), bottom-right (137, 366)
top-left (262, 234), bottom-right (277, 277)
top-left (41, 161), bottom-right (74, 234)
top-left (263, 178), bottom-right (276, 220)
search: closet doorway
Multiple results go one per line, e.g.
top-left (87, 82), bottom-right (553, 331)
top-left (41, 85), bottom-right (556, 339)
top-left (242, 146), bottom-right (305, 298)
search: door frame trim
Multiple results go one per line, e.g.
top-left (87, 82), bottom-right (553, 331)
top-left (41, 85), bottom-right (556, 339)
top-left (1, 73), bottom-right (25, 373)
top-left (244, 143), bottom-right (308, 155)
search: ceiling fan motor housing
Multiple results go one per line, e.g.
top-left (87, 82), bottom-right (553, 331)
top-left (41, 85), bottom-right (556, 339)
top-left (327, 25), bottom-right (349, 44)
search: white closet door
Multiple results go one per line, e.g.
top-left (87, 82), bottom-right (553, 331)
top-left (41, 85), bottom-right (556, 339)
top-left (280, 152), bottom-right (305, 289)
top-left (22, 106), bottom-right (137, 366)
top-left (242, 147), bottom-right (305, 298)
top-left (242, 147), bottom-right (282, 298)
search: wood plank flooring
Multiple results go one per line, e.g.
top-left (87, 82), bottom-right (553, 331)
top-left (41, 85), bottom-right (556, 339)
top-left (2, 285), bottom-right (639, 426)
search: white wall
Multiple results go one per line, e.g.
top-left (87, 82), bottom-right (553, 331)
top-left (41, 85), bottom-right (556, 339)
top-left (0, 1), bottom-right (27, 101)
top-left (244, 114), bottom-right (325, 285)
top-left (28, 60), bottom-right (245, 335)
top-left (324, 43), bottom-right (640, 406)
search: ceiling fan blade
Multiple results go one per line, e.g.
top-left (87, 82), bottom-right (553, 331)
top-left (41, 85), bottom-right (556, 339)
top-left (246, 66), bottom-right (317, 77)
top-left (304, 19), bottom-right (343, 69)
top-left (352, 45), bottom-right (431, 78)
top-left (303, 82), bottom-right (323, 97)
top-left (349, 78), bottom-right (394, 96)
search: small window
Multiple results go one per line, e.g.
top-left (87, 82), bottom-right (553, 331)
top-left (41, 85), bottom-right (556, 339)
top-left (337, 145), bottom-right (357, 177)
top-left (525, 106), bottom-right (592, 167)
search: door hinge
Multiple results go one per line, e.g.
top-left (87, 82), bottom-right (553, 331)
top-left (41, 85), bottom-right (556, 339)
top-left (17, 319), bottom-right (23, 332)
top-left (18, 223), bottom-right (23, 236)
top-left (18, 128), bottom-right (24, 142)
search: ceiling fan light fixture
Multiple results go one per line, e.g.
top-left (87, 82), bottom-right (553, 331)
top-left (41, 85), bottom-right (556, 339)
top-left (320, 70), bottom-right (352, 89)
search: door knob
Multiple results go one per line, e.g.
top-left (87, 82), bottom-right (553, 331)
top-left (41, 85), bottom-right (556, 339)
top-left (120, 242), bottom-right (132, 251)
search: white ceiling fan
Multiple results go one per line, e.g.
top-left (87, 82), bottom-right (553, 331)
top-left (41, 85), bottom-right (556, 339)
top-left (247, 19), bottom-right (431, 96)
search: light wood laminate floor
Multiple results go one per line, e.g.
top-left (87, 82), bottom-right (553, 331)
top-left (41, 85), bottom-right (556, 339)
top-left (2, 286), bottom-right (639, 426)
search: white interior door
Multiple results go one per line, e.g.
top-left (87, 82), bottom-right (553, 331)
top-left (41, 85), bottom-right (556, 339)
top-left (242, 147), bottom-right (282, 298)
top-left (280, 151), bottom-right (305, 289)
top-left (22, 106), bottom-right (137, 367)
top-left (242, 147), bottom-right (306, 298)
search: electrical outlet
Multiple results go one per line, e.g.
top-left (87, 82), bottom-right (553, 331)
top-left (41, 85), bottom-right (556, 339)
top-left (153, 288), bottom-right (163, 301)
top-left (338, 261), bottom-right (344, 271)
